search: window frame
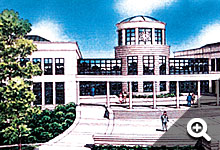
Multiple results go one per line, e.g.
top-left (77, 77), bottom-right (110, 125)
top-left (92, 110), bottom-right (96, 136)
top-left (125, 28), bottom-right (135, 45)
top-left (55, 58), bottom-right (64, 75)
top-left (143, 56), bottom-right (154, 75)
top-left (44, 58), bottom-right (53, 75)
top-left (127, 56), bottom-right (138, 75)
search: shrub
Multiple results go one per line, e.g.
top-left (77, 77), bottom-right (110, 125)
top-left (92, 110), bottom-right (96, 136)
top-left (65, 112), bottom-right (76, 120)
top-left (55, 105), bottom-right (66, 113)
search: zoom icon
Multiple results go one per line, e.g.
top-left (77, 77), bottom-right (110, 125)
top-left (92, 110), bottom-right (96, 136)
top-left (187, 118), bottom-right (211, 142)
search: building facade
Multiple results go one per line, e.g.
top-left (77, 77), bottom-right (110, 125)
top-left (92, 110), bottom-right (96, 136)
top-left (29, 15), bottom-right (220, 107)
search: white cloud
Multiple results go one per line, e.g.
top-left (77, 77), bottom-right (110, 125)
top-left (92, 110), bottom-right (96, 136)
top-left (173, 22), bottom-right (220, 51)
top-left (29, 19), bottom-right (70, 42)
top-left (114, 0), bottom-right (176, 17)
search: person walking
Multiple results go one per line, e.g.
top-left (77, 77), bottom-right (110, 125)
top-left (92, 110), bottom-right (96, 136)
top-left (187, 93), bottom-right (192, 107)
top-left (123, 91), bottom-right (127, 103)
top-left (192, 93), bottom-right (195, 104)
top-left (161, 111), bottom-right (169, 131)
top-left (91, 86), bottom-right (95, 96)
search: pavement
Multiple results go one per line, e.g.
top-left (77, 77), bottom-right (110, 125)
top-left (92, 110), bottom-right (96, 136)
top-left (37, 103), bottom-right (220, 150)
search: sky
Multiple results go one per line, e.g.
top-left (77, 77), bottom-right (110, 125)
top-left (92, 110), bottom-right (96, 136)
top-left (1, 0), bottom-right (220, 58)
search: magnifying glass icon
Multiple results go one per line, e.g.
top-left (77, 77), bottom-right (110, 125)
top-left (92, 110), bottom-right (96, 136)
top-left (187, 118), bottom-right (211, 141)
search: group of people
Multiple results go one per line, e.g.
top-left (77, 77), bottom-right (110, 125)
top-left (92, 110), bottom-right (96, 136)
top-left (186, 93), bottom-right (196, 107)
top-left (119, 91), bottom-right (128, 104)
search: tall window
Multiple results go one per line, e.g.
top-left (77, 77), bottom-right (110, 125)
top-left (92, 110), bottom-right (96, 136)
top-left (44, 58), bottom-right (53, 75)
top-left (56, 82), bottom-right (65, 104)
top-left (211, 59), bottom-right (215, 71)
top-left (143, 82), bottom-right (153, 92)
top-left (143, 56), bottom-right (154, 75)
top-left (159, 56), bottom-right (166, 75)
top-left (160, 81), bottom-right (166, 91)
top-left (128, 82), bottom-right (138, 92)
top-left (78, 59), bottom-right (122, 75)
top-left (139, 28), bottom-right (152, 45)
top-left (155, 29), bottom-right (162, 44)
top-left (79, 82), bottom-right (106, 96)
top-left (20, 58), bottom-right (30, 67)
top-left (110, 82), bottom-right (122, 95)
top-left (33, 58), bottom-right (41, 68)
top-left (126, 28), bottom-right (135, 45)
top-left (45, 82), bottom-right (53, 104)
top-left (169, 58), bottom-right (209, 74)
top-left (33, 82), bottom-right (42, 105)
top-left (217, 58), bottom-right (220, 71)
top-left (127, 56), bottom-right (138, 75)
top-left (55, 58), bottom-right (64, 75)
top-left (118, 30), bottom-right (122, 46)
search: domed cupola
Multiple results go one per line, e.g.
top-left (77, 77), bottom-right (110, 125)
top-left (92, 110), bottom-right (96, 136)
top-left (116, 15), bottom-right (166, 46)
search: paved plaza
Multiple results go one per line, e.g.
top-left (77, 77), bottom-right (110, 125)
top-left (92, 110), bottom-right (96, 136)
top-left (37, 102), bottom-right (220, 150)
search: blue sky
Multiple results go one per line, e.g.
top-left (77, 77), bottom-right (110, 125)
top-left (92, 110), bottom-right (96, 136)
top-left (1, 0), bottom-right (220, 58)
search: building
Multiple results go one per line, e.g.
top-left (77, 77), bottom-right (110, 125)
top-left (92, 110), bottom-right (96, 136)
top-left (29, 15), bottom-right (220, 108)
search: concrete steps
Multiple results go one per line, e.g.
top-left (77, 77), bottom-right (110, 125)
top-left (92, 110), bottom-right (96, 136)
top-left (93, 134), bottom-right (197, 147)
top-left (113, 107), bottom-right (220, 119)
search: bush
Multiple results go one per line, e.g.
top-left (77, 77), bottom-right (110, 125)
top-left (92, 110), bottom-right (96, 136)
top-left (65, 112), bottom-right (75, 120)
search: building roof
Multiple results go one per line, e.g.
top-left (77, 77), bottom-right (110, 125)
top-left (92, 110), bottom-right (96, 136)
top-left (25, 35), bottom-right (50, 42)
top-left (120, 15), bottom-right (160, 23)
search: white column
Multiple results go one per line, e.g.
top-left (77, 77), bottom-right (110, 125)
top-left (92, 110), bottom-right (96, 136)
top-left (129, 81), bottom-right (133, 109)
top-left (53, 82), bottom-right (56, 105)
top-left (106, 81), bottom-right (110, 108)
top-left (153, 81), bottom-right (157, 109)
top-left (217, 80), bottom-right (219, 106)
top-left (42, 82), bottom-right (45, 106)
top-left (122, 29), bottom-right (126, 46)
top-left (76, 81), bottom-right (79, 106)
top-left (135, 28), bottom-right (139, 45)
top-left (162, 29), bottom-right (165, 45)
top-left (198, 81), bottom-right (201, 107)
top-left (152, 28), bottom-right (155, 45)
top-left (176, 81), bottom-right (180, 108)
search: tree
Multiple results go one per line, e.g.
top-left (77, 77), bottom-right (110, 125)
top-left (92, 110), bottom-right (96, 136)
top-left (0, 9), bottom-right (42, 149)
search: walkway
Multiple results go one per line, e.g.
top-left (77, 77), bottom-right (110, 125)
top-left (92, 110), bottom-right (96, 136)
top-left (37, 104), bottom-right (220, 150)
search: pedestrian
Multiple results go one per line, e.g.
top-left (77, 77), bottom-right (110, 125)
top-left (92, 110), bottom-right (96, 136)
top-left (161, 111), bottom-right (169, 131)
top-left (119, 92), bottom-right (123, 103)
top-left (91, 86), bottom-right (95, 96)
top-left (192, 93), bottom-right (195, 104)
top-left (123, 91), bottom-right (127, 103)
top-left (187, 93), bottom-right (192, 107)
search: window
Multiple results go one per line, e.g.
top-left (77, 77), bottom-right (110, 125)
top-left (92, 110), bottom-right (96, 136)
top-left (126, 28), bottom-right (135, 45)
top-left (211, 59), bottom-right (215, 71)
top-left (56, 82), bottom-right (65, 104)
top-left (80, 82), bottom-right (106, 96)
top-left (45, 82), bottom-right (53, 104)
top-left (169, 58), bottom-right (209, 75)
top-left (118, 30), bottom-right (122, 46)
top-left (159, 56), bottom-right (166, 75)
top-left (33, 58), bottom-right (41, 68)
top-left (44, 58), bottom-right (53, 75)
top-left (127, 56), bottom-right (138, 75)
top-left (200, 81), bottom-right (209, 94)
top-left (20, 58), bottom-right (30, 67)
top-left (128, 82), bottom-right (138, 92)
top-left (143, 56), bottom-right (154, 75)
top-left (143, 82), bottom-right (153, 92)
top-left (110, 82), bottom-right (122, 95)
top-left (33, 82), bottom-right (42, 105)
top-left (78, 59), bottom-right (122, 75)
top-left (55, 58), bottom-right (64, 75)
top-left (217, 58), bottom-right (220, 71)
top-left (160, 81), bottom-right (166, 91)
top-left (139, 28), bottom-right (152, 45)
top-left (179, 81), bottom-right (197, 93)
top-left (155, 29), bottom-right (162, 44)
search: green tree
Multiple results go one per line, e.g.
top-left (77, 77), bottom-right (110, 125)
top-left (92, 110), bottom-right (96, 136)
top-left (0, 9), bottom-right (42, 149)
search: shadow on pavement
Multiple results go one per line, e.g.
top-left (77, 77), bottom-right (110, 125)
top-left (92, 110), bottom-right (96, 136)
top-left (153, 95), bottom-right (220, 149)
